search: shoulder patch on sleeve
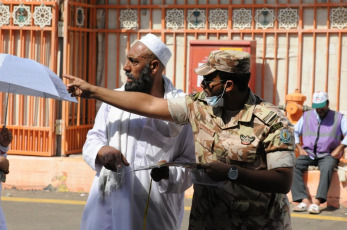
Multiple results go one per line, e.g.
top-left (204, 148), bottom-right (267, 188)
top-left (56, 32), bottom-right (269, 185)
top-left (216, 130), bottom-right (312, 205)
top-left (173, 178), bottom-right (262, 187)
top-left (280, 129), bottom-right (292, 143)
top-left (254, 105), bottom-right (277, 124)
top-left (269, 122), bottom-right (284, 133)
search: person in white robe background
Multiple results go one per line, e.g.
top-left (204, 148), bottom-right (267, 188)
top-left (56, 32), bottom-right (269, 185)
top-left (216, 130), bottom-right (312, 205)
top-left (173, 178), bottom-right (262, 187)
top-left (0, 126), bottom-right (12, 230)
top-left (80, 34), bottom-right (195, 230)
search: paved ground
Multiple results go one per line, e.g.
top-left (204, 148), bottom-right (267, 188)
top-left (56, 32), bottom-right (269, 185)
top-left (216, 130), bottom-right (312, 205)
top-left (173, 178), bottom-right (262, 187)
top-left (1, 189), bottom-right (87, 230)
top-left (1, 189), bottom-right (347, 230)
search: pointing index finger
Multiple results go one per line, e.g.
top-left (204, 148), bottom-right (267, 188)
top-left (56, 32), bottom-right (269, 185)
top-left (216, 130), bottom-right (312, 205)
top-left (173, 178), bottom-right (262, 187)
top-left (63, 74), bottom-right (76, 81)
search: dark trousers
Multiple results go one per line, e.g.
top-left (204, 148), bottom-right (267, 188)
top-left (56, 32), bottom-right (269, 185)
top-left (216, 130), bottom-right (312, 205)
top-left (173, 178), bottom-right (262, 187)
top-left (291, 155), bottom-right (339, 203)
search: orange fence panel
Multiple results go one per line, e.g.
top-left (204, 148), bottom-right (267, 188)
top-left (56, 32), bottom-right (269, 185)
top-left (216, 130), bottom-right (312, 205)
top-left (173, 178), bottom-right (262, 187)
top-left (0, 0), bottom-right (58, 156)
top-left (62, 0), bottom-right (97, 155)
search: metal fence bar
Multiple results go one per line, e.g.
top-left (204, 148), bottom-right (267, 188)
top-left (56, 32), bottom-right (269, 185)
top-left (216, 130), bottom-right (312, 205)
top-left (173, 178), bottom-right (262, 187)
top-left (336, 32), bottom-right (342, 111)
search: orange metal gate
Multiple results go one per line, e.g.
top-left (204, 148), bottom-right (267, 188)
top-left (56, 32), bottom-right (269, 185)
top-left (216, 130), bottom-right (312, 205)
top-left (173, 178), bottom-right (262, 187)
top-left (0, 0), bottom-right (58, 156)
top-left (0, 0), bottom-right (97, 156)
top-left (62, 0), bottom-right (97, 155)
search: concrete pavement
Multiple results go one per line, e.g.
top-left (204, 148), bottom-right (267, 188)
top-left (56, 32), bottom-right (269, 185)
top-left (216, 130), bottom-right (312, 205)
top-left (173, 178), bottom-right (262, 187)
top-left (1, 189), bottom-right (87, 230)
top-left (1, 189), bottom-right (347, 230)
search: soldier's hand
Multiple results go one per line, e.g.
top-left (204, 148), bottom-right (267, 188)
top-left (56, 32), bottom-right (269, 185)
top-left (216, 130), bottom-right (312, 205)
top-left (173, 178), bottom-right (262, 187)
top-left (64, 74), bottom-right (95, 98)
top-left (0, 156), bottom-right (9, 174)
top-left (96, 146), bottom-right (129, 172)
top-left (200, 161), bottom-right (231, 182)
top-left (150, 160), bottom-right (169, 182)
top-left (0, 127), bottom-right (13, 147)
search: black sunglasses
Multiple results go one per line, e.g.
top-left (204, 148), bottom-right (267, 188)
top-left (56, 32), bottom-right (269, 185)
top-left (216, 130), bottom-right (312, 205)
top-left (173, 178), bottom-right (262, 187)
top-left (202, 79), bottom-right (226, 87)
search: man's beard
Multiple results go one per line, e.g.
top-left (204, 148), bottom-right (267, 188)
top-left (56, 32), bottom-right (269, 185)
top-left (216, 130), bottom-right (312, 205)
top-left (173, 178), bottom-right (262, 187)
top-left (124, 64), bottom-right (153, 94)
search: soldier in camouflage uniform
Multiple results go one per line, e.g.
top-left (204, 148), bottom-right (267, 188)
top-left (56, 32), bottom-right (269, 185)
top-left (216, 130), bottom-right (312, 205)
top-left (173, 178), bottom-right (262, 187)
top-left (167, 50), bottom-right (295, 229)
top-left (65, 49), bottom-right (296, 230)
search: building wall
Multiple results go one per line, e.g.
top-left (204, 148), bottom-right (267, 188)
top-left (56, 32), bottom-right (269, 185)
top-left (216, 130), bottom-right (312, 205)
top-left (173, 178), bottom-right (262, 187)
top-left (85, 1), bottom-right (347, 114)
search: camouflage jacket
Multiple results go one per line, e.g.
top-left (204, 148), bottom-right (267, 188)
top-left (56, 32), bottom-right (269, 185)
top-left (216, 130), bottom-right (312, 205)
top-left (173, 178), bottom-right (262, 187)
top-left (168, 90), bottom-right (295, 229)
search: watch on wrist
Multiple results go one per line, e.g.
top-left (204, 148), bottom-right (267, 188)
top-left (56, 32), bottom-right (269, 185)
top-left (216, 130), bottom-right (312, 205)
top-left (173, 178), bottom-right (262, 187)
top-left (227, 166), bottom-right (238, 181)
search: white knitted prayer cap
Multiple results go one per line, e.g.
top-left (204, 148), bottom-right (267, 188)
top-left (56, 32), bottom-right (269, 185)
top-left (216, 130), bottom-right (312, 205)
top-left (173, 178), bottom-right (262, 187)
top-left (139, 34), bottom-right (172, 67)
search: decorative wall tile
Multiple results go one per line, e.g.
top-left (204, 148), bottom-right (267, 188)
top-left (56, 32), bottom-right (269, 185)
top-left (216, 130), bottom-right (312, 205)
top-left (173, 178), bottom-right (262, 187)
top-left (278, 8), bottom-right (299, 29)
top-left (187, 8), bottom-right (205, 29)
top-left (33, 4), bottom-right (53, 28)
top-left (12, 3), bottom-right (32, 27)
top-left (166, 9), bottom-right (184, 30)
top-left (232, 8), bottom-right (252, 29)
top-left (330, 7), bottom-right (347, 29)
top-left (0, 3), bottom-right (10, 28)
top-left (209, 9), bottom-right (228, 30)
top-left (75, 7), bottom-right (85, 27)
top-left (119, 9), bottom-right (138, 29)
top-left (255, 8), bottom-right (275, 30)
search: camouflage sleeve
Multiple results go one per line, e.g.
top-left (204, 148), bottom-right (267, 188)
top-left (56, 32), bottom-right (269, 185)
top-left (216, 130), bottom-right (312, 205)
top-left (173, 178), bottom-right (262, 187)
top-left (267, 151), bottom-right (295, 170)
top-left (167, 96), bottom-right (190, 125)
top-left (263, 115), bottom-right (296, 169)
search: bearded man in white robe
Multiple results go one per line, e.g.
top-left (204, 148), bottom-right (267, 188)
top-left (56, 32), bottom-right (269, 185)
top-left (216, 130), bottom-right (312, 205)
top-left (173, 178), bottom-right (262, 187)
top-left (80, 34), bottom-right (195, 230)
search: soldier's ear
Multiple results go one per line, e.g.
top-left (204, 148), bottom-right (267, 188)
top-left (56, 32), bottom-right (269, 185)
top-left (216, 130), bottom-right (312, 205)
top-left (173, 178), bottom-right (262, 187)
top-left (225, 80), bottom-right (234, 93)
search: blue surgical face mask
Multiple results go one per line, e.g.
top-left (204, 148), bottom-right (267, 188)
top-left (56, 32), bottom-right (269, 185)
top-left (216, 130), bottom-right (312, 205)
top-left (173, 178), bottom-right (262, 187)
top-left (205, 84), bottom-right (227, 107)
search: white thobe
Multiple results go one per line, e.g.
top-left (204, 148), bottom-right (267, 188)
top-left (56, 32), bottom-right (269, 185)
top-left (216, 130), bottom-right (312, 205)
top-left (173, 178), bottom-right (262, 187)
top-left (80, 77), bottom-right (195, 230)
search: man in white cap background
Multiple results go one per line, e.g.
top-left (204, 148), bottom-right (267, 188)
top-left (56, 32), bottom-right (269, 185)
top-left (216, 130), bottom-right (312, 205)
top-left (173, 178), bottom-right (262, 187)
top-left (79, 33), bottom-right (195, 230)
top-left (65, 49), bottom-right (296, 229)
top-left (292, 91), bottom-right (347, 214)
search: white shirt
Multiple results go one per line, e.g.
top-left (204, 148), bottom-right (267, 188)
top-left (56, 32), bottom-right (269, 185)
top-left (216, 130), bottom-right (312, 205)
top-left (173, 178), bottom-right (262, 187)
top-left (80, 76), bottom-right (195, 230)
